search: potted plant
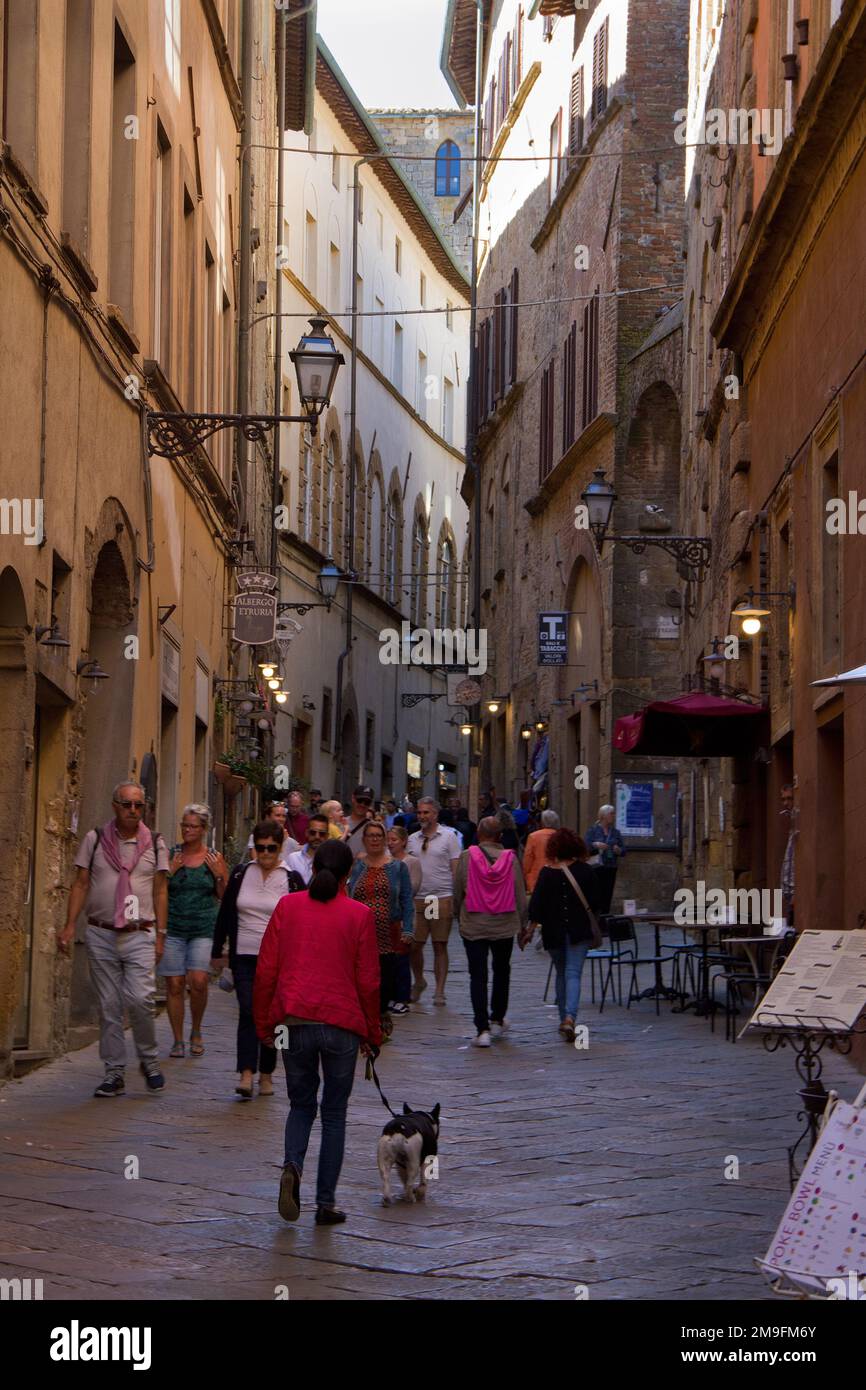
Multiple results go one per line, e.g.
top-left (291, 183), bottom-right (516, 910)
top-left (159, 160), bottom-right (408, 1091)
top-left (215, 749), bottom-right (268, 798)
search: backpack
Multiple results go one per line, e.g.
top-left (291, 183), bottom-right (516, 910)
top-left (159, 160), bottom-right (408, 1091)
top-left (88, 825), bottom-right (162, 873)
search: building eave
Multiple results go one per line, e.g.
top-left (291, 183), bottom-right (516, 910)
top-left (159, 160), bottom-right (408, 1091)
top-left (440, 0), bottom-right (491, 108)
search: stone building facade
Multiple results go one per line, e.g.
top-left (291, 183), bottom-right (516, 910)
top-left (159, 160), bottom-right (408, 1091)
top-left (678, 0), bottom-right (866, 953)
top-left (368, 110), bottom-right (475, 273)
top-left (0, 0), bottom-right (295, 1071)
top-left (442, 0), bottom-right (690, 907)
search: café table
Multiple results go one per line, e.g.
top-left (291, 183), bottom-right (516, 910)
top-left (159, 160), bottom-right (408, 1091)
top-left (628, 912), bottom-right (681, 1004)
top-left (668, 921), bottom-right (742, 1017)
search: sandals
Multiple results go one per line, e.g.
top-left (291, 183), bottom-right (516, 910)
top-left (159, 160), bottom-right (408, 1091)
top-left (169, 1041), bottom-right (185, 1059)
top-left (235, 1084), bottom-right (253, 1100)
top-left (189, 1036), bottom-right (205, 1057)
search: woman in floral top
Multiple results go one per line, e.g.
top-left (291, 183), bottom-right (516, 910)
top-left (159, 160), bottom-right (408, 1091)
top-left (348, 821), bottom-right (414, 1038)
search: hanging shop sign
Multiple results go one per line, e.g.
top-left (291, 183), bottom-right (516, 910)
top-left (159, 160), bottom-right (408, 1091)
top-left (538, 612), bottom-right (568, 665)
top-left (232, 572), bottom-right (278, 646)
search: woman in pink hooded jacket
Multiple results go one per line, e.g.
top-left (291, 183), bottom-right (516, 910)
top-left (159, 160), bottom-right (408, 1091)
top-left (452, 816), bottom-right (528, 1048)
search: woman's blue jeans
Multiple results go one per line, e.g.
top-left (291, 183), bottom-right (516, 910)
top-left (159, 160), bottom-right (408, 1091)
top-left (281, 1023), bottom-right (360, 1207)
top-left (548, 941), bottom-right (590, 1022)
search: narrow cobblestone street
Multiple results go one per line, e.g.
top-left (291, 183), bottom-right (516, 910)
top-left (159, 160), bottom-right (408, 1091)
top-left (0, 946), bottom-right (855, 1301)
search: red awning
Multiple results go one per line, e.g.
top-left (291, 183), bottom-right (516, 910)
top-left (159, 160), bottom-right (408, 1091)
top-left (613, 693), bottom-right (767, 757)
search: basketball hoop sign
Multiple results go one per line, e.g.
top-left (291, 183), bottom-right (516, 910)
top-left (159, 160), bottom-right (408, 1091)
top-left (232, 572), bottom-right (278, 646)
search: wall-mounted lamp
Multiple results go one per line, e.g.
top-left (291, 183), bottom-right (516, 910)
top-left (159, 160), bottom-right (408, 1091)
top-left (35, 620), bottom-right (70, 649)
top-left (76, 657), bottom-right (111, 692)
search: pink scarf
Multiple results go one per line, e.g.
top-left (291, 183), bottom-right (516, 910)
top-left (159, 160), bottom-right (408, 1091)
top-left (465, 845), bottom-right (516, 914)
top-left (99, 821), bottom-right (152, 927)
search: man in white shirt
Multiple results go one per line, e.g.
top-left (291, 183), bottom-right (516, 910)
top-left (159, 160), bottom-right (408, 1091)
top-left (407, 797), bottom-right (461, 1006)
top-left (285, 814), bottom-right (331, 885)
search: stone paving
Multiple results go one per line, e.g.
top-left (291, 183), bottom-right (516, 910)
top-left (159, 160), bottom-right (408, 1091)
top-left (0, 938), bottom-right (858, 1301)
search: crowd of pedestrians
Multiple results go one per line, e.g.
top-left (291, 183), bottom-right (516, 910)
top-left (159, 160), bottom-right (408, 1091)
top-left (59, 776), bottom-right (625, 1221)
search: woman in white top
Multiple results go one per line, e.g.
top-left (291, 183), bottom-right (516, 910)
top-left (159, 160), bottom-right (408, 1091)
top-left (245, 802), bottom-right (300, 865)
top-left (213, 819), bottom-right (297, 1099)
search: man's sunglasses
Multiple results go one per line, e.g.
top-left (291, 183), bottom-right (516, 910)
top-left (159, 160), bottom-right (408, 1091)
top-left (116, 799), bottom-right (145, 810)
top-left (307, 829), bottom-right (328, 839)
top-left (254, 842), bottom-right (280, 852)
top-left (355, 797), bottom-right (372, 806)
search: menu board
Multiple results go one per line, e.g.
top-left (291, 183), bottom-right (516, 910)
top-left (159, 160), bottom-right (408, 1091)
top-left (748, 929), bottom-right (866, 1031)
top-left (760, 1101), bottom-right (866, 1295)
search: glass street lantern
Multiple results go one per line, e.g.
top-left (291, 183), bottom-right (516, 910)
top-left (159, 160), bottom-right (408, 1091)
top-left (581, 468), bottom-right (617, 549)
top-left (317, 562), bottom-right (341, 608)
top-left (291, 315), bottom-right (345, 422)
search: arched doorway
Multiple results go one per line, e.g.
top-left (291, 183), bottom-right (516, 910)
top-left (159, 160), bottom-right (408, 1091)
top-left (73, 528), bottom-right (136, 1026)
top-left (340, 711), bottom-right (358, 805)
top-left (563, 556), bottom-right (603, 836)
top-left (0, 567), bottom-right (32, 1059)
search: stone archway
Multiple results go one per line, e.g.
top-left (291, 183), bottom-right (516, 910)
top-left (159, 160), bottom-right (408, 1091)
top-left (562, 555), bottom-right (603, 835)
top-left (0, 567), bottom-right (33, 1063)
top-left (340, 710), bottom-right (358, 805)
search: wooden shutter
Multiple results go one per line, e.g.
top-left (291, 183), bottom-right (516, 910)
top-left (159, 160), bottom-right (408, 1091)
top-left (540, 361), bottom-right (556, 482)
top-left (508, 267), bottom-right (519, 386)
top-left (592, 18), bottom-right (609, 123)
top-left (513, 7), bottom-right (524, 90)
top-left (569, 68), bottom-right (584, 157)
top-left (492, 291), bottom-right (503, 402)
top-left (563, 322), bottom-right (577, 452)
top-left (539, 368), bottom-right (548, 483)
top-left (582, 291), bottom-right (599, 429)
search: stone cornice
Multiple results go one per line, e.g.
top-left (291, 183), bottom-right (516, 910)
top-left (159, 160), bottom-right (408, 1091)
top-left (524, 411), bottom-right (617, 516)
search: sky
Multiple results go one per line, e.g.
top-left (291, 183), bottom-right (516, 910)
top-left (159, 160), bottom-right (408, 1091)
top-left (316, 0), bottom-right (460, 110)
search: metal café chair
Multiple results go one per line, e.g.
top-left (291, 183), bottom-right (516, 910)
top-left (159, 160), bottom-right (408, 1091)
top-left (590, 914), bottom-right (635, 1011)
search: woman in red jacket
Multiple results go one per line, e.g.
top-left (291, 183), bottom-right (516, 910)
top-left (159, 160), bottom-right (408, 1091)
top-left (253, 840), bottom-right (381, 1226)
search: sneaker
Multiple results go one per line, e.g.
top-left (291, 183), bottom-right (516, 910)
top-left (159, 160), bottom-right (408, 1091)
top-left (490, 1020), bottom-right (510, 1038)
top-left (472, 1030), bottom-right (492, 1047)
top-left (278, 1162), bottom-right (301, 1222)
top-left (93, 1075), bottom-right (125, 1099)
top-left (389, 1002), bottom-right (410, 1015)
top-left (314, 1205), bottom-right (346, 1225)
top-left (139, 1064), bottom-right (166, 1091)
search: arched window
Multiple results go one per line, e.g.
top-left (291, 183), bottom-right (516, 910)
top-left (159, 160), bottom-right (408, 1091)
top-left (385, 485), bottom-right (402, 605)
top-left (438, 537), bottom-right (454, 628)
top-left (411, 508), bottom-right (427, 626)
top-left (323, 435), bottom-right (337, 558)
top-left (435, 140), bottom-right (461, 197)
top-left (368, 462), bottom-right (383, 592)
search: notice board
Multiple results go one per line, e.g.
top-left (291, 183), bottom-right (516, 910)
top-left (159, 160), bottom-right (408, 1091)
top-left (614, 775), bottom-right (678, 851)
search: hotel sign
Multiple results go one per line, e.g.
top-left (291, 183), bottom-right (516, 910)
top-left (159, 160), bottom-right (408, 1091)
top-left (232, 572), bottom-right (278, 646)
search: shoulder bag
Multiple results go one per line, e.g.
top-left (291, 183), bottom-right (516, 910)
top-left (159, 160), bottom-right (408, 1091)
top-left (559, 864), bottom-right (603, 949)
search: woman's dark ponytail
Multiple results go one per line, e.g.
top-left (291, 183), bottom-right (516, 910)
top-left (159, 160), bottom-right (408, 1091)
top-left (308, 840), bottom-right (353, 902)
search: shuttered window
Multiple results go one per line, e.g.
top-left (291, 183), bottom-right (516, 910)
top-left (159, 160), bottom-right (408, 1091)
top-left (569, 67), bottom-right (584, 157)
top-left (508, 267), bottom-right (519, 387)
top-left (512, 7), bottom-right (524, 90)
top-left (582, 290), bottom-right (600, 429)
top-left (539, 361), bottom-right (556, 482)
top-left (563, 322), bottom-right (577, 452)
top-left (592, 18), bottom-right (609, 124)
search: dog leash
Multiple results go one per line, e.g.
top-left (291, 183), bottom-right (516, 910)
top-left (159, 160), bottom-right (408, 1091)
top-left (365, 1051), bottom-right (399, 1117)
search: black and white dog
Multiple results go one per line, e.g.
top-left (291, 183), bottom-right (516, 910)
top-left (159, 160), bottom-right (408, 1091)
top-left (377, 1103), bottom-right (441, 1205)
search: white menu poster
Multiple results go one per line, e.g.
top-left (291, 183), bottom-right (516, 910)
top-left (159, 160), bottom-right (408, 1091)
top-left (760, 1102), bottom-right (866, 1295)
top-left (748, 929), bottom-right (866, 1031)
